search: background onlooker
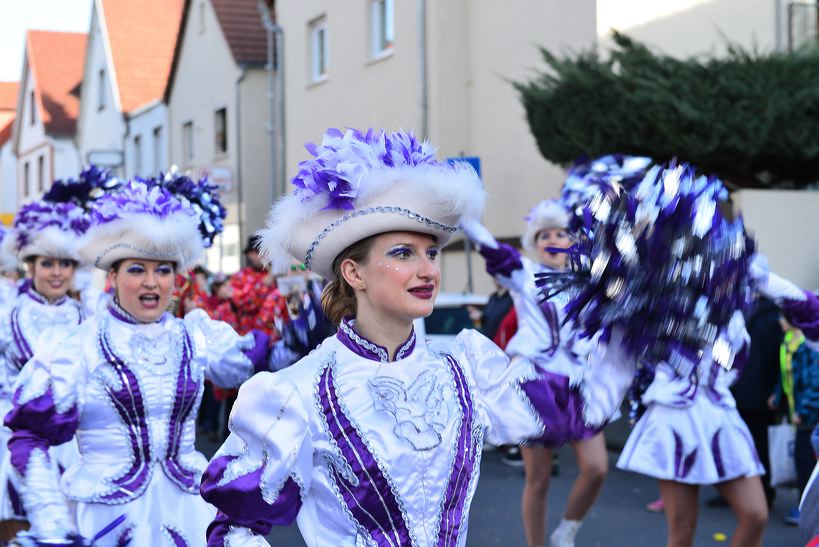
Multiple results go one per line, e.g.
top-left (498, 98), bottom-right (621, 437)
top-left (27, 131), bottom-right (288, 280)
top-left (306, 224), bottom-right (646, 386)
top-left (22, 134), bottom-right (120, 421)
top-left (770, 313), bottom-right (819, 525)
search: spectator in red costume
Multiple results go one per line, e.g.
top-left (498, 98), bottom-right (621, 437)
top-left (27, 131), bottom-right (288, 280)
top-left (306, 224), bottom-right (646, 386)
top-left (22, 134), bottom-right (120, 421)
top-left (231, 236), bottom-right (285, 336)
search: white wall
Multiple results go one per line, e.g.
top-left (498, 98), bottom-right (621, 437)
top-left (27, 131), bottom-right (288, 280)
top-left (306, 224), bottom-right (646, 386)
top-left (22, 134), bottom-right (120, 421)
top-left (76, 4), bottom-right (126, 174)
top-left (735, 189), bottom-right (819, 291)
top-left (125, 102), bottom-right (168, 178)
top-left (52, 137), bottom-right (82, 182)
top-left (0, 140), bottom-right (16, 214)
top-left (597, 0), bottom-right (777, 55)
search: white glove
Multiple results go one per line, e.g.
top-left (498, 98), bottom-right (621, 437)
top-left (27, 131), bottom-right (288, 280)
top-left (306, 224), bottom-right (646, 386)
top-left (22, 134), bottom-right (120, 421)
top-left (459, 219), bottom-right (498, 250)
top-left (757, 271), bottom-right (805, 303)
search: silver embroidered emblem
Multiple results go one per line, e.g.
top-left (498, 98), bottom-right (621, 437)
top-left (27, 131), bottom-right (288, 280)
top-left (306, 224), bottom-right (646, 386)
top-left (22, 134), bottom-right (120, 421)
top-left (368, 370), bottom-right (449, 451)
top-left (129, 330), bottom-right (177, 366)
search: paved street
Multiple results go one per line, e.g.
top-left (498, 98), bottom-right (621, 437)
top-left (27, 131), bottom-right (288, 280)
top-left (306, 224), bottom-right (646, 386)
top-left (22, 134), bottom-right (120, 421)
top-left (199, 420), bottom-right (801, 546)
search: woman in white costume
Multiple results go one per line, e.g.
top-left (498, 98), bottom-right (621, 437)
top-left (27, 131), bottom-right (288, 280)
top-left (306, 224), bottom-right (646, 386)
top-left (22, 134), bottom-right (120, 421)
top-left (459, 201), bottom-right (612, 547)
top-left (200, 128), bottom-right (635, 547)
top-left (0, 200), bottom-right (89, 541)
top-left (616, 312), bottom-right (768, 547)
top-left (4, 180), bottom-right (268, 546)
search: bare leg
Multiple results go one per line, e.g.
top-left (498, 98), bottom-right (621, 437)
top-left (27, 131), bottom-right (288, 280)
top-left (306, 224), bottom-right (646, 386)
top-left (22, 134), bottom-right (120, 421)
top-left (0, 519), bottom-right (29, 542)
top-left (521, 446), bottom-right (553, 547)
top-left (658, 480), bottom-right (699, 547)
top-left (714, 476), bottom-right (768, 547)
top-left (563, 432), bottom-right (608, 520)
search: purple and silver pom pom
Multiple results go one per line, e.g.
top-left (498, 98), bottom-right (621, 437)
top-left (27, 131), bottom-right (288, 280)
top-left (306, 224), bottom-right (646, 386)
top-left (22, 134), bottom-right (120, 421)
top-left (43, 165), bottom-right (122, 209)
top-left (539, 160), bottom-right (753, 389)
top-left (561, 155), bottom-right (653, 233)
top-left (292, 128), bottom-right (439, 210)
top-left (141, 171), bottom-right (227, 248)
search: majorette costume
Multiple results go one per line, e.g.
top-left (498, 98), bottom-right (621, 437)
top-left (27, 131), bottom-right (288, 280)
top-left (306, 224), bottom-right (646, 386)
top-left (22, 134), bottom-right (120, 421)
top-left (4, 179), bottom-right (268, 545)
top-left (537, 161), bottom-right (763, 486)
top-left (200, 128), bottom-right (635, 546)
top-left (0, 199), bottom-right (90, 521)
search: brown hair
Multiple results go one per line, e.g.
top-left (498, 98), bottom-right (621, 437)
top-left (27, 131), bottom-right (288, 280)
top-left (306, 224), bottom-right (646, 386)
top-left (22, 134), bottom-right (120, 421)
top-left (320, 235), bottom-right (377, 325)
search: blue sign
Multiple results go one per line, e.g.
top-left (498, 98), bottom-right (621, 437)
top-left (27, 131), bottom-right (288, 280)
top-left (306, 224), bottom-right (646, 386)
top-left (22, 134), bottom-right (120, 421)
top-left (446, 156), bottom-right (481, 178)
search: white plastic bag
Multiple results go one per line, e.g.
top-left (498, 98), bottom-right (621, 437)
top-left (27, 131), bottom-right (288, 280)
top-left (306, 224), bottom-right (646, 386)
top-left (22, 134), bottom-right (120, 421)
top-left (768, 421), bottom-right (797, 487)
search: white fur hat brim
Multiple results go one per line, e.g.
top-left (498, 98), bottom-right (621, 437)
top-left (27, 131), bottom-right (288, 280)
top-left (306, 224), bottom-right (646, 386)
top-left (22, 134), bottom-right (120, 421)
top-left (78, 210), bottom-right (204, 271)
top-left (1, 225), bottom-right (80, 263)
top-left (521, 200), bottom-right (570, 255)
top-left (259, 162), bottom-right (485, 279)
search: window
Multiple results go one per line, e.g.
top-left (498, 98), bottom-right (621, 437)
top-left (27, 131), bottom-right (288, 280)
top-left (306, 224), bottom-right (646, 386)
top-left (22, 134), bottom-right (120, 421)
top-left (29, 91), bottom-right (35, 126)
top-left (214, 108), bottom-right (227, 154)
top-left (309, 17), bottom-right (329, 82)
top-left (23, 161), bottom-right (30, 197)
top-left (134, 135), bottom-right (142, 175)
top-left (153, 126), bottom-right (162, 173)
top-left (183, 121), bottom-right (194, 162)
top-left (37, 155), bottom-right (44, 192)
top-left (98, 69), bottom-right (106, 110)
top-left (371, 0), bottom-right (394, 57)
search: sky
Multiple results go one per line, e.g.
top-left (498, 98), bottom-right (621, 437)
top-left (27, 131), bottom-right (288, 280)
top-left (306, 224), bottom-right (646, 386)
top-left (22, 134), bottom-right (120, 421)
top-left (0, 0), bottom-right (93, 82)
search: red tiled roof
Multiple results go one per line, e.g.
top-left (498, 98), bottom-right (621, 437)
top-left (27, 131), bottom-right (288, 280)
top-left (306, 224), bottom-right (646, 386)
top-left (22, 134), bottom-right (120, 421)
top-left (212, 0), bottom-right (268, 65)
top-left (0, 82), bottom-right (18, 111)
top-left (100, 0), bottom-right (184, 114)
top-left (0, 116), bottom-right (14, 147)
top-left (27, 30), bottom-right (87, 136)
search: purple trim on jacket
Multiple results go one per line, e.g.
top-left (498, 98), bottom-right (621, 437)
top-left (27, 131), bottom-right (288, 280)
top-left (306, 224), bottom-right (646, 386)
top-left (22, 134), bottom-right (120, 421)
top-left (478, 243), bottom-right (523, 278)
top-left (336, 318), bottom-right (416, 363)
top-left (162, 329), bottom-right (199, 492)
top-left (436, 355), bottom-right (480, 546)
top-left (201, 453), bottom-right (303, 545)
top-left (5, 386), bottom-right (80, 476)
top-left (318, 362), bottom-right (412, 546)
top-left (98, 329), bottom-right (153, 502)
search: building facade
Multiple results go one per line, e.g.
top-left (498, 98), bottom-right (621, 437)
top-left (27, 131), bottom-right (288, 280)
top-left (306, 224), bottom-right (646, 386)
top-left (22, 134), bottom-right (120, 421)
top-left (276, 0), bottom-right (597, 293)
top-left (0, 82), bottom-right (18, 222)
top-left (166, 0), bottom-right (273, 274)
top-left (12, 31), bottom-right (86, 205)
top-left (75, 0), bottom-right (183, 178)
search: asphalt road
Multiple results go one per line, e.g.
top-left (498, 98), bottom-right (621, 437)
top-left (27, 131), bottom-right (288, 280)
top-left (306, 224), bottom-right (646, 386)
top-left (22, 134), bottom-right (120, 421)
top-left (198, 421), bottom-right (801, 546)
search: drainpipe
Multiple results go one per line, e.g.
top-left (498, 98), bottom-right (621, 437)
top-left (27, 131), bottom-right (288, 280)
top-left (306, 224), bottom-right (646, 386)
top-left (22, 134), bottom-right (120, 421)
top-left (236, 69), bottom-right (247, 268)
top-left (417, 0), bottom-right (428, 139)
top-left (258, 0), bottom-right (286, 197)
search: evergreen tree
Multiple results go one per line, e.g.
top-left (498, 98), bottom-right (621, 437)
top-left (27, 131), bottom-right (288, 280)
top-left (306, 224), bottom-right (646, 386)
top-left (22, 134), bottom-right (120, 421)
top-left (516, 32), bottom-right (819, 188)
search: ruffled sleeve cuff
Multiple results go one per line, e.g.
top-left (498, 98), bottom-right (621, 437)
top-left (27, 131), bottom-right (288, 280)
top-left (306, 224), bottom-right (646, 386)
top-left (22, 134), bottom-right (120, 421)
top-left (185, 309), bottom-right (268, 388)
top-left (201, 372), bottom-right (312, 543)
top-left (4, 328), bottom-right (81, 538)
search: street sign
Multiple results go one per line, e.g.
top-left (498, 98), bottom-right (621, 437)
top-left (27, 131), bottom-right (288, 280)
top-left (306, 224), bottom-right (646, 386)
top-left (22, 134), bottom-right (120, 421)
top-left (199, 165), bottom-right (234, 192)
top-left (446, 156), bottom-right (481, 178)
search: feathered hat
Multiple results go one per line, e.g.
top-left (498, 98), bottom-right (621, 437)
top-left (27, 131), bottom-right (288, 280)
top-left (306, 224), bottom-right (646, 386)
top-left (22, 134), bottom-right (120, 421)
top-left (79, 180), bottom-right (203, 270)
top-left (560, 154), bottom-right (653, 233)
top-left (258, 128), bottom-right (485, 279)
top-left (0, 226), bottom-right (19, 272)
top-left (43, 164), bottom-right (122, 209)
top-left (521, 199), bottom-right (570, 255)
top-left (2, 200), bottom-right (89, 262)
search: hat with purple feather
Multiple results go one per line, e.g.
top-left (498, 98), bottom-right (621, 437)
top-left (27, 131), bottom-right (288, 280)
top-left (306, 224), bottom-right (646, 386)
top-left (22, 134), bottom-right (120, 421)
top-left (79, 179), bottom-right (203, 270)
top-left (258, 128), bottom-right (485, 279)
top-left (0, 226), bottom-right (19, 272)
top-left (2, 200), bottom-right (89, 262)
top-left (521, 199), bottom-right (571, 255)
